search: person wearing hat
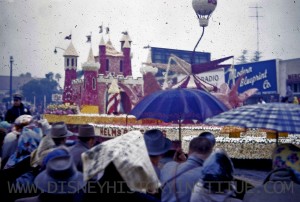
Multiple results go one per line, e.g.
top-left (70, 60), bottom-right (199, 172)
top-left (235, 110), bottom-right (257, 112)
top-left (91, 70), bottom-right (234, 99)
top-left (5, 93), bottom-right (31, 124)
top-left (143, 129), bottom-right (171, 201)
top-left (144, 129), bottom-right (172, 180)
top-left (15, 155), bottom-right (86, 202)
top-left (50, 122), bottom-right (73, 147)
top-left (190, 148), bottom-right (241, 202)
top-left (69, 124), bottom-right (96, 172)
top-left (1, 115), bottom-right (33, 169)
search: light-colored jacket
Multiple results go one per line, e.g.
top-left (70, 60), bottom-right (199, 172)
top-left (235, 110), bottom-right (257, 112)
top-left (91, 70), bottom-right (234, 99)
top-left (160, 155), bottom-right (204, 202)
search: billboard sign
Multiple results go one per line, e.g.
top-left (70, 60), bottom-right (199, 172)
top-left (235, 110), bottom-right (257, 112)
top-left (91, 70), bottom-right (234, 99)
top-left (224, 59), bottom-right (277, 94)
top-left (198, 69), bottom-right (225, 88)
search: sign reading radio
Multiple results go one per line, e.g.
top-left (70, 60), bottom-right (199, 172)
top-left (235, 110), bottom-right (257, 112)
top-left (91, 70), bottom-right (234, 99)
top-left (224, 59), bottom-right (277, 94)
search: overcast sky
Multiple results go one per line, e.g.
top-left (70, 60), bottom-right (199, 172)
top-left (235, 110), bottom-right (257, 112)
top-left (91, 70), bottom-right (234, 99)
top-left (0, 0), bottom-right (299, 85)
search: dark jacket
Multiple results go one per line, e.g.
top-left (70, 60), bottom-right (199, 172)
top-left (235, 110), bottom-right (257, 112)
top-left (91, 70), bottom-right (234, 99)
top-left (0, 156), bottom-right (40, 202)
top-left (5, 103), bottom-right (31, 124)
top-left (15, 193), bottom-right (82, 202)
top-left (81, 162), bottom-right (160, 202)
top-left (69, 141), bottom-right (89, 172)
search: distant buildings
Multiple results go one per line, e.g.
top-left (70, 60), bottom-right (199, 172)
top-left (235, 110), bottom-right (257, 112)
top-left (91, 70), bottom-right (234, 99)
top-left (0, 75), bottom-right (40, 102)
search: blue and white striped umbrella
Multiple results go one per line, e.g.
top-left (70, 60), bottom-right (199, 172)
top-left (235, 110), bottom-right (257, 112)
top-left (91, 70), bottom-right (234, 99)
top-left (204, 103), bottom-right (300, 134)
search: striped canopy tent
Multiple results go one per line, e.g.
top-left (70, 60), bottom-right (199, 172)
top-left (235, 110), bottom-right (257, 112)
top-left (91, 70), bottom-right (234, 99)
top-left (171, 74), bottom-right (217, 92)
top-left (107, 79), bottom-right (121, 114)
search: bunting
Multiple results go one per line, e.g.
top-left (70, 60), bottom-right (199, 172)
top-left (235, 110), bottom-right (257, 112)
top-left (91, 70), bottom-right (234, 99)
top-left (107, 93), bottom-right (121, 114)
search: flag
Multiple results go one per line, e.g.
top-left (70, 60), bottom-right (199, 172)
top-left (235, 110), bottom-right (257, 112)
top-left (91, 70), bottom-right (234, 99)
top-left (99, 25), bottom-right (103, 33)
top-left (106, 27), bottom-right (110, 34)
top-left (64, 34), bottom-right (72, 40)
top-left (86, 35), bottom-right (91, 43)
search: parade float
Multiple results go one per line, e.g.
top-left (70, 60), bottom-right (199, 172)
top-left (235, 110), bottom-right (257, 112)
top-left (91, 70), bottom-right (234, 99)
top-left (44, 1), bottom-right (300, 159)
top-left (43, 32), bottom-right (300, 160)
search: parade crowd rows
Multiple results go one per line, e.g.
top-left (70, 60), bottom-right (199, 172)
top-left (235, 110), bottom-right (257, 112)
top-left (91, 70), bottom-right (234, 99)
top-left (0, 94), bottom-right (299, 202)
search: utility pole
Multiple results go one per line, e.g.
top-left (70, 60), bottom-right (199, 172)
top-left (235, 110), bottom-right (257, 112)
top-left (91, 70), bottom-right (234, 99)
top-left (9, 56), bottom-right (14, 103)
top-left (249, 4), bottom-right (263, 52)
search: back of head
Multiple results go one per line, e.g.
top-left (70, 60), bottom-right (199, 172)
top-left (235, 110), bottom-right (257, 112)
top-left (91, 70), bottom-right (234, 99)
top-left (201, 149), bottom-right (234, 192)
top-left (0, 121), bottom-right (12, 133)
top-left (189, 136), bottom-right (213, 156)
top-left (198, 131), bottom-right (216, 147)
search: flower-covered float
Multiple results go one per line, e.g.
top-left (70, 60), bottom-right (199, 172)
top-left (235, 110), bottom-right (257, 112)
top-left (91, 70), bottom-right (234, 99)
top-left (44, 103), bottom-right (300, 160)
top-left (44, 32), bottom-right (300, 160)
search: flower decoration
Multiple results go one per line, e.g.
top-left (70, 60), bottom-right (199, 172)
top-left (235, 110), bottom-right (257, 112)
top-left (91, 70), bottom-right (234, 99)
top-left (42, 112), bottom-right (300, 159)
top-left (45, 103), bottom-right (79, 115)
top-left (212, 75), bottom-right (258, 109)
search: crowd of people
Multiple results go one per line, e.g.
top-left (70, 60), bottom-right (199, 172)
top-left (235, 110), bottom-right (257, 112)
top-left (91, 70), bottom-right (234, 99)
top-left (0, 93), bottom-right (299, 201)
top-left (0, 111), bottom-right (299, 202)
top-left (257, 85), bottom-right (300, 104)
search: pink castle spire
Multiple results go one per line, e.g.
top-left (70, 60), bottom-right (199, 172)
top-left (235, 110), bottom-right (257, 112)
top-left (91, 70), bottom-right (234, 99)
top-left (98, 36), bottom-right (106, 75)
top-left (123, 40), bottom-right (132, 77)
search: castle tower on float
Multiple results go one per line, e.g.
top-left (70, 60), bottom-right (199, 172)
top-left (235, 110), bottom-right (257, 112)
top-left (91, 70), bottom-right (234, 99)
top-left (81, 47), bottom-right (100, 109)
top-left (63, 42), bottom-right (79, 103)
top-left (70, 31), bottom-right (143, 114)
